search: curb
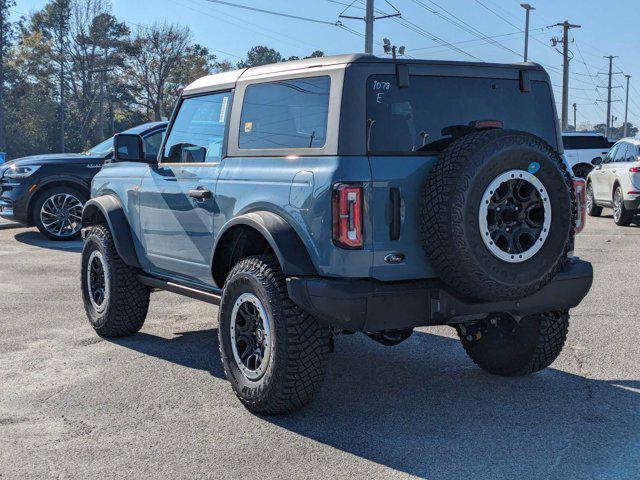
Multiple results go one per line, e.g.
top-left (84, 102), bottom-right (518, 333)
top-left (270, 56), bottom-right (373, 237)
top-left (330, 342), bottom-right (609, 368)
top-left (0, 222), bottom-right (22, 230)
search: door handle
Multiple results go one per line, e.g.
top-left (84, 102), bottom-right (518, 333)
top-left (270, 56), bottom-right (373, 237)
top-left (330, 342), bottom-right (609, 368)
top-left (188, 188), bottom-right (212, 200)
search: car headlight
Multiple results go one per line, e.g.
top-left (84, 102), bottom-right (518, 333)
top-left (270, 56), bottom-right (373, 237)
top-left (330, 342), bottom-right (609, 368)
top-left (5, 165), bottom-right (41, 179)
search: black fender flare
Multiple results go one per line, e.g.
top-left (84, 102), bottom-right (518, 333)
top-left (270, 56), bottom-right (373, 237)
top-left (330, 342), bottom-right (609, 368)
top-left (82, 195), bottom-right (141, 268)
top-left (213, 211), bottom-right (317, 278)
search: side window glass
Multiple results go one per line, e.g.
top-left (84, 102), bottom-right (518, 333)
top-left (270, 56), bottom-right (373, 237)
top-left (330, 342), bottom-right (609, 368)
top-left (615, 143), bottom-right (627, 162)
top-left (626, 145), bottom-right (637, 162)
top-left (143, 130), bottom-right (165, 159)
top-left (162, 92), bottom-right (231, 163)
top-left (239, 76), bottom-right (330, 149)
top-left (606, 144), bottom-right (619, 163)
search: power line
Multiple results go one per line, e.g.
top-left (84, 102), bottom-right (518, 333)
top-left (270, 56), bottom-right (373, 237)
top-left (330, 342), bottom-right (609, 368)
top-left (201, 0), bottom-right (339, 26)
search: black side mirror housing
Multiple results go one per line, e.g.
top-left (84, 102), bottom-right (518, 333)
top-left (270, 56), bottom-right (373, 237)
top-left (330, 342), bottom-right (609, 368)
top-left (591, 156), bottom-right (603, 166)
top-left (114, 133), bottom-right (149, 163)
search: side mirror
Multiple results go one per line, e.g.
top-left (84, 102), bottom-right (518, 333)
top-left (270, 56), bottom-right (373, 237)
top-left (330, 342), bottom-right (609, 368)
top-left (114, 133), bottom-right (148, 163)
top-left (591, 156), bottom-right (603, 166)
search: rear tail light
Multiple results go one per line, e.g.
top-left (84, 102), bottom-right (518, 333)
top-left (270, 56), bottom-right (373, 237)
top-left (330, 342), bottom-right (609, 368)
top-left (332, 183), bottom-right (363, 249)
top-left (573, 178), bottom-right (586, 234)
top-left (629, 166), bottom-right (640, 173)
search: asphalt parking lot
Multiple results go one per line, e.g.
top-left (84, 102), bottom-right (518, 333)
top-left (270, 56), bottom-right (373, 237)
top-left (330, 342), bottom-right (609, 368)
top-left (1, 215), bottom-right (639, 480)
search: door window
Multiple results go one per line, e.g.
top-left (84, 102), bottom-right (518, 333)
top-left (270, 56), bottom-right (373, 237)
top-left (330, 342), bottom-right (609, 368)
top-left (239, 76), bottom-right (330, 149)
top-left (162, 91), bottom-right (231, 163)
top-left (625, 144), bottom-right (637, 162)
top-left (605, 144), bottom-right (619, 163)
top-left (614, 143), bottom-right (628, 162)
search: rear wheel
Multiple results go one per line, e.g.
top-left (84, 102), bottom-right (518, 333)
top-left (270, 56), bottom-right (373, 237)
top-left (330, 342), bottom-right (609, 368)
top-left (457, 310), bottom-right (569, 376)
top-left (586, 182), bottom-right (602, 217)
top-left (613, 186), bottom-right (633, 226)
top-left (33, 186), bottom-right (87, 240)
top-left (218, 255), bottom-right (331, 414)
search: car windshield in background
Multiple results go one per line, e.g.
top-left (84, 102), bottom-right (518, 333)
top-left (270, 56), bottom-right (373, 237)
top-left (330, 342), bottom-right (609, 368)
top-left (562, 135), bottom-right (614, 150)
top-left (86, 137), bottom-right (114, 156)
top-left (366, 75), bottom-right (557, 154)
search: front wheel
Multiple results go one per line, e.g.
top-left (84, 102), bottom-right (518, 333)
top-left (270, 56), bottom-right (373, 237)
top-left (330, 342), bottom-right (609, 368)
top-left (33, 186), bottom-right (87, 240)
top-left (586, 182), bottom-right (602, 217)
top-left (613, 186), bottom-right (634, 226)
top-left (81, 224), bottom-right (150, 337)
top-left (218, 255), bottom-right (331, 414)
top-left (457, 310), bottom-right (569, 376)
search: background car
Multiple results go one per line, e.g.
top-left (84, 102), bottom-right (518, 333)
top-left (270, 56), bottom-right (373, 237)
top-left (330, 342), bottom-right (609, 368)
top-left (562, 132), bottom-right (614, 179)
top-left (586, 137), bottom-right (640, 226)
top-left (0, 121), bottom-right (167, 240)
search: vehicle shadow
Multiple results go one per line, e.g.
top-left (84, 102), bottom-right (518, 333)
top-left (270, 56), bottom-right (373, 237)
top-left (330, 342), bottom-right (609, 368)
top-left (13, 230), bottom-right (83, 252)
top-left (109, 329), bottom-right (640, 479)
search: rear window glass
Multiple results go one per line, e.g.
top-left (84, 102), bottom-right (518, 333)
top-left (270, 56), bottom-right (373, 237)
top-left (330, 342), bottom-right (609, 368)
top-left (366, 75), bottom-right (557, 153)
top-left (239, 76), bottom-right (330, 150)
top-left (562, 135), bottom-right (614, 150)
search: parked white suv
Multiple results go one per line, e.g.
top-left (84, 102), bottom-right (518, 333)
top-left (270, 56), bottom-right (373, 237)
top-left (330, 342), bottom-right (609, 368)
top-left (586, 137), bottom-right (640, 226)
top-left (563, 132), bottom-right (614, 179)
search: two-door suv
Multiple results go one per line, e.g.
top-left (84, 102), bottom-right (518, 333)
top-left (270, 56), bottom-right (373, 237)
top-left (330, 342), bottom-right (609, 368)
top-left (80, 55), bottom-right (593, 414)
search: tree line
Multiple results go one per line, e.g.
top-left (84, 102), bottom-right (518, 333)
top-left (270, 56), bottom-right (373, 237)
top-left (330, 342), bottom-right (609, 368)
top-left (0, 0), bottom-right (323, 160)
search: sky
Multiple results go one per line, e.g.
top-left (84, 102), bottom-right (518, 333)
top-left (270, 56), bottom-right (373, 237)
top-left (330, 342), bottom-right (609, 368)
top-left (10, 0), bottom-right (640, 128)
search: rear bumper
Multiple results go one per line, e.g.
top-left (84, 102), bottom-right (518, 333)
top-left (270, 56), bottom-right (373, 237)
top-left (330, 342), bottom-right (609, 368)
top-left (287, 258), bottom-right (593, 332)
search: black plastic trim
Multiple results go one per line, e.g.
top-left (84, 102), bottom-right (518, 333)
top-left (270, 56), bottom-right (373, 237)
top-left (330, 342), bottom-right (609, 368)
top-left (287, 258), bottom-right (593, 332)
top-left (138, 275), bottom-right (221, 305)
top-left (82, 195), bottom-right (141, 268)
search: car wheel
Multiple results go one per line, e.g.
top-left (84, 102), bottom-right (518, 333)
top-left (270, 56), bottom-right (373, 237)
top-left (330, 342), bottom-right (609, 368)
top-left (421, 129), bottom-right (575, 301)
top-left (457, 310), bottom-right (569, 376)
top-left (81, 224), bottom-right (150, 337)
top-left (586, 182), bottom-right (602, 217)
top-left (613, 186), bottom-right (633, 226)
top-left (33, 186), bottom-right (87, 240)
top-left (218, 254), bottom-right (331, 414)
top-left (572, 164), bottom-right (593, 179)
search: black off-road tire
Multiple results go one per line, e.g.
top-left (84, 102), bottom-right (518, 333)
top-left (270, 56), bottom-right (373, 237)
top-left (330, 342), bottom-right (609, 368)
top-left (32, 185), bottom-right (88, 240)
top-left (613, 186), bottom-right (634, 226)
top-left (81, 224), bottom-right (150, 337)
top-left (457, 310), bottom-right (569, 376)
top-left (218, 255), bottom-right (331, 414)
top-left (586, 181), bottom-right (602, 217)
top-left (421, 129), bottom-right (575, 301)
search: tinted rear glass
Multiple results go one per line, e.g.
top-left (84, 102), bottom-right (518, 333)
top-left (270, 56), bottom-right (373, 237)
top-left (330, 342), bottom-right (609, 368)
top-left (562, 135), bottom-right (614, 149)
top-left (239, 76), bottom-right (330, 149)
top-left (366, 75), bottom-right (557, 153)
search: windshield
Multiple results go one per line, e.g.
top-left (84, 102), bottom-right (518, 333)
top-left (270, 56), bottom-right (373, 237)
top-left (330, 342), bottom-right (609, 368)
top-left (366, 74), bottom-right (558, 153)
top-left (85, 137), bottom-right (114, 156)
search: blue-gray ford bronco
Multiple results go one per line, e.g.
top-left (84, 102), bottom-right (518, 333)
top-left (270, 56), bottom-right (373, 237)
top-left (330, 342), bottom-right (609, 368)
top-left (80, 54), bottom-right (593, 414)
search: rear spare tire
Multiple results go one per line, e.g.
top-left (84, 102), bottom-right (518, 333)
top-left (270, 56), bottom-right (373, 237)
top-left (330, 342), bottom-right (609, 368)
top-left (421, 129), bottom-right (574, 301)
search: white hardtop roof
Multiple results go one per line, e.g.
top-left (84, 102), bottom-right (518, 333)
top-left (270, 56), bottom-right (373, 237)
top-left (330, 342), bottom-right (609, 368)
top-left (183, 53), bottom-right (545, 96)
top-left (183, 54), bottom-right (365, 95)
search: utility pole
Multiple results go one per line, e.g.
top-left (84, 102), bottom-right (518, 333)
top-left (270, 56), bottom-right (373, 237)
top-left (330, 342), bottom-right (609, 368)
top-left (339, 0), bottom-right (401, 55)
top-left (598, 55), bottom-right (622, 138)
top-left (624, 74), bottom-right (631, 137)
top-left (573, 102), bottom-right (577, 131)
top-left (520, 4), bottom-right (535, 62)
top-left (553, 21), bottom-right (581, 131)
top-left (364, 0), bottom-right (374, 55)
